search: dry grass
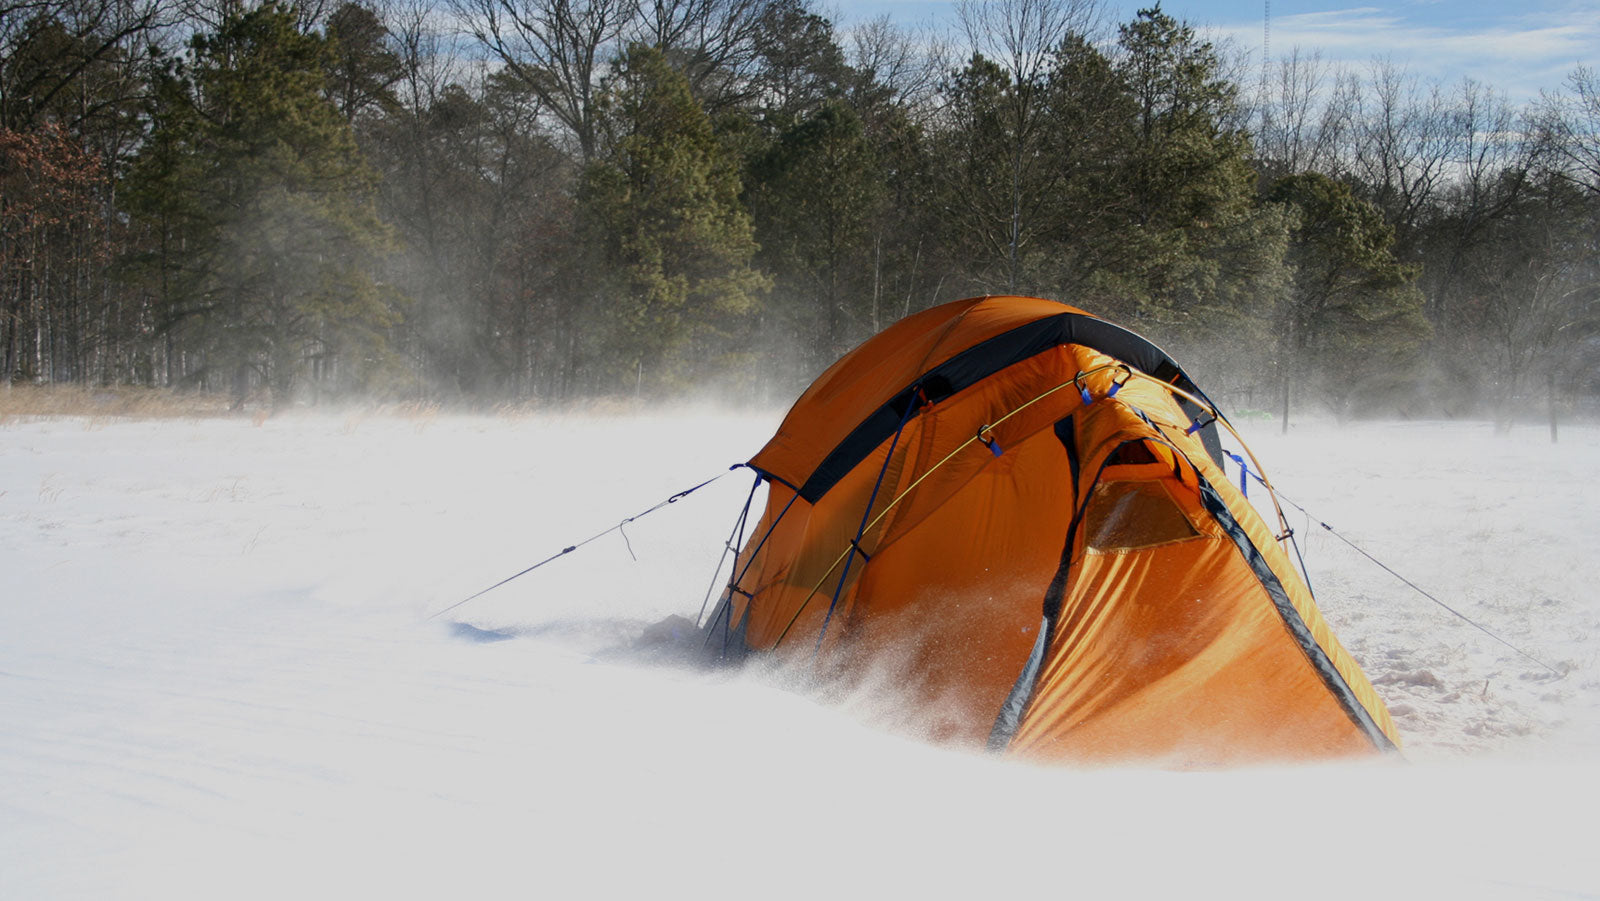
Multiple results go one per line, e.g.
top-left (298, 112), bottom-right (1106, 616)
top-left (0, 385), bottom-right (681, 425)
top-left (0, 384), bottom-right (233, 424)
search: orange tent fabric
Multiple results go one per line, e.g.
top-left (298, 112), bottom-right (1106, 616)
top-left (704, 295), bottom-right (1400, 766)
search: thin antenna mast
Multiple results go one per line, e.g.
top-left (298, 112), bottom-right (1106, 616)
top-left (1261, 0), bottom-right (1271, 100)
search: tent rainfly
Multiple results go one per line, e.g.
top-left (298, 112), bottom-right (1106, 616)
top-left (701, 295), bottom-right (1400, 766)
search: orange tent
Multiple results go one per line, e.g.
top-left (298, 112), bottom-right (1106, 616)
top-left (702, 295), bottom-right (1399, 766)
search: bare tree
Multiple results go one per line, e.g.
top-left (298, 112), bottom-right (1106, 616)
top-left (954, 0), bottom-right (1101, 291)
top-left (629, 0), bottom-right (766, 112)
top-left (1255, 48), bottom-right (1355, 178)
top-left (0, 0), bottom-right (175, 130)
top-left (1350, 59), bottom-right (1452, 252)
top-left (1466, 178), bottom-right (1600, 432)
top-left (1423, 77), bottom-right (1545, 323)
top-left (846, 14), bottom-right (944, 115)
top-left (449, 0), bottom-right (637, 162)
top-left (1546, 65), bottom-right (1600, 193)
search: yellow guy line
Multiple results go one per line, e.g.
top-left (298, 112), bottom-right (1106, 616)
top-left (771, 365), bottom-right (1292, 648)
top-left (1118, 369), bottom-right (1294, 537)
top-left (773, 378), bottom-right (1084, 647)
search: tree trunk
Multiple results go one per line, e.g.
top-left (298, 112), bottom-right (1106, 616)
top-left (1280, 363), bottom-right (1290, 434)
top-left (2, 288), bottom-right (19, 387)
top-left (1279, 316), bottom-right (1294, 434)
top-left (231, 362), bottom-right (251, 411)
top-left (1548, 370), bottom-right (1558, 444)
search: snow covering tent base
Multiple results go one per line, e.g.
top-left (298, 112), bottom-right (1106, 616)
top-left (703, 295), bottom-right (1400, 766)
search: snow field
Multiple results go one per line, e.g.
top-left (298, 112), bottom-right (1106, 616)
top-left (1, 410), bottom-right (1597, 898)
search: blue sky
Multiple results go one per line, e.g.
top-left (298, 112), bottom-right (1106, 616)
top-left (844, 1), bottom-right (1599, 102)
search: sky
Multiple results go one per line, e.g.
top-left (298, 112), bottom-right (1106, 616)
top-left (846, 1), bottom-right (1600, 103)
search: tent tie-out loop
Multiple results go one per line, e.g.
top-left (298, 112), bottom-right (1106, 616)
top-left (425, 463), bottom-right (747, 622)
top-left (1073, 369), bottom-right (1096, 405)
top-left (1076, 364), bottom-right (1132, 405)
top-left (1185, 412), bottom-right (1217, 436)
top-left (618, 521), bottom-right (637, 561)
top-left (1225, 451), bottom-right (1250, 497)
top-left (1107, 367), bottom-right (1132, 398)
top-left (977, 425), bottom-right (1003, 457)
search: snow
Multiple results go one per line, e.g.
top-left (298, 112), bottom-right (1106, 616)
top-left (2, 408), bottom-right (1598, 898)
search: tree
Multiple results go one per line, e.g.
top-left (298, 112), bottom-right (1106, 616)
top-left (839, 19), bottom-right (944, 333)
top-left (1025, 32), bottom-right (1132, 299)
top-left (581, 43), bottom-right (767, 392)
top-left (0, 0), bottom-right (170, 386)
top-left (631, 0), bottom-right (769, 114)
top-left (934, 53), bottom-right (1021, 290)
top-left (449, 0), bottom-right (636, 163)
top-left (0, 121), bottom-right (113, 384)
top-left (1267, 171), bottom-right (1427, 424)
top-left (844, 14), bottom-right (943, 117)
top-left (122, 2), bottom-right (399, 408)
top-left (1092, 6), bottom-right (1287, 347)
top-left (1348, 60), bottom-right (1451, 262)
top-left (1544, 66), bottom-right (1600, 196)
top-left (748, 99), bottom-right (882, 370)
top-left (747, 0), bottom-right (847, 124)
top-left (1457, 175), bottom-right (1600, 431)
top-left (951, 0), bottom-right (1097, 291)
top-left (324, 1), bottom-right (402, 126)
top-left (1254, 48), bottom-right (1356, 180)
top-left (0, 0), bottom-right (169, 133)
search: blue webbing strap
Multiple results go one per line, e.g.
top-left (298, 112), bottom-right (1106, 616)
top-left (1225, 451), bottom-right (1250, 497)
top-left (815, 385), bottom-right (923, 653)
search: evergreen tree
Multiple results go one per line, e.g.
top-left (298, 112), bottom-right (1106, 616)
top-left (935, 53), bottom-right (1025, 291)
top-left (1267, 171), bottom-right (1428, 422)
top-left (581, 43), bottom-right (768, 392)
top-left (1095, 6), bottom-right (1286, 344)
top-left (748, 0), bottom-right (847, 125)
top-left (325, 2), bottom-right (402, 127)
top-left (748, 99), bottom-right (883, 371)
top-left (123, 2), bottom-right (399, 408)
top-left (1028, 33), bottom-right (1133, 299)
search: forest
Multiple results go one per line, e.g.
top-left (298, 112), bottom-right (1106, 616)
top-left (2, 0), bottom-right (1598, 421)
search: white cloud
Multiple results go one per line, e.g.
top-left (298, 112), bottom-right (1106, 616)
top-left (1204, 5), bottom-right (1599, 102)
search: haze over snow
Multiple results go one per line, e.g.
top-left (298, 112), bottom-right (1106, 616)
top-left (1, 409), bottom-right (1597, 897)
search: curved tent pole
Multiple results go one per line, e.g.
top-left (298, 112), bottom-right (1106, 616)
top-left (772, 367), bottom-right (1283, 650)
top-left (696, 471), bottom-right (761, 627)
top-left (813, 385), bottom-right (924, 653)
top-left (697, 481), bottom-right (806, 634)
top-left (774, 378), bottom-right (1085, 648)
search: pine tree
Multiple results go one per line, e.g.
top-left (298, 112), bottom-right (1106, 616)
top-left (581, 43), bottom-right (768, 393)
top-left (1096, 6), bottom-right (1287, 345)
top-left (1267, 171), bottom-right (1428, 422)
top-left (748, 99), bottom-right (884, 371)
top-left (123, 2), bottom-right (399, 408)
top-left (935, 54), bottom-right (1023, 291)
top-left (324, 2), bottom-right (402, 127)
